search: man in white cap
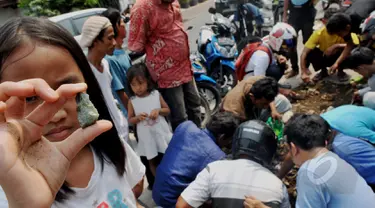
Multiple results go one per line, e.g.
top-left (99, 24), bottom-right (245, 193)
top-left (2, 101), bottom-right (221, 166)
top-left (80, 16), bottom-right (129, 143)
top-left (128, 0), bottom-right (201, 131)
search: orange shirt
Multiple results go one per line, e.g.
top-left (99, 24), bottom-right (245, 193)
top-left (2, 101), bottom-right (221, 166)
top-left (128, 0), bottom-right (193, 88)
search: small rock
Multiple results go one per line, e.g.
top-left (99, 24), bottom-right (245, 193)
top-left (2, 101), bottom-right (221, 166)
top-left (307, 88), bottom-right (320, 96)
top-left (326, 106), bottom-right (335, 112)
top-left (76, 93), bottom-right (99, 128)
top-left (307, 110), bottom-right (316, 115)
top-left (321, 94), bottom-right (334, 101)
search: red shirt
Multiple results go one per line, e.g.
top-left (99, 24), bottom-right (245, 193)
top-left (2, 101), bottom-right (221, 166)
top-left (128, 0), bottom-right (193, 88)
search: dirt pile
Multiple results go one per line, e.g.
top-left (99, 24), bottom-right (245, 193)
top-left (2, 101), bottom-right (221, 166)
top-left (279, 80), bottom-right (354, 207)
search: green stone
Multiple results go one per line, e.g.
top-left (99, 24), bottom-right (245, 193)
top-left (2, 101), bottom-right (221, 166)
top-left (76, 93), bottom-right (99, 128)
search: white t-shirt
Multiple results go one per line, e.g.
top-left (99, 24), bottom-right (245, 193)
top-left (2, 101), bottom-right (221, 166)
top-left (90, 59), bottom-right (129, 141)
top-left (181, 159), bottom-right (290, 208)
top-left (0, 142), bottom-right (145, 208)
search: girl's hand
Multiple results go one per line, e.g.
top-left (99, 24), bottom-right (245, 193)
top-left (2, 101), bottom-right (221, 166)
top-left (0, 79), bottom-right (112, 208)
top-left (138, 113), bottom-right (148, 121)
top-left (149, 109), bottom-right (160, 120)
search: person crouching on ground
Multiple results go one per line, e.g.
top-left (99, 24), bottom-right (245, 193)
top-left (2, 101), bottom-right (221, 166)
top-left (245, 114), bottom-right (375, 208)
top-left (222, 76), bottom-right (292, 121)
top-left (237, 23), bottom-right (297, 82)
top-left (346, 47), bottom-right (375, 109)
top-left (152, 112), bottom-right (240, 208)
top-left (176, 120), bottom-right (290, 208)
top-left (300, 8), bottom-right (359, 83)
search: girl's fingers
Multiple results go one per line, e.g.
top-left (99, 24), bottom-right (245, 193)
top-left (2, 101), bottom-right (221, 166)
top-left (56, 120), bottom-right (112, 161)
top-left (26, 83), bottom-right (87, 127)
top-left (21, 79), bottom-right (59, 102)
top-left (0, 79), bottom-right (58, 103)
top-left (55, 83), bottom-right (87, 98)
top-left (4, 96), bottom-right (25, 120)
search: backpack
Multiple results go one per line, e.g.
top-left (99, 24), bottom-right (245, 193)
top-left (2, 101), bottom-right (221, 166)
top-left (235, 41), bottom-right (272, 81)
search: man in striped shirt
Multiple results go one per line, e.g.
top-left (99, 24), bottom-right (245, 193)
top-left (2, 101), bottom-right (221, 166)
top-left (176, 120), bottom-right (290, 208)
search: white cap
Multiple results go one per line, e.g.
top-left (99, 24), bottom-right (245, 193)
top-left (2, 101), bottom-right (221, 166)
top-left (80, 16), bottom-right (112, 48)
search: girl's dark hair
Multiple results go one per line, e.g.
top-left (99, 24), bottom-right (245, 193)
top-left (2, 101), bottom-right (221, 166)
top-left (0, 17), bottom-right (126, 202)
top-left (102, 8), bottom-right (122, 38)
top-left (126, 63), bottom-right (156, 97)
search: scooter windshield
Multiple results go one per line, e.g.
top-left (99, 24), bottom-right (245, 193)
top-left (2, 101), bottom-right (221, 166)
top-left (213, 13), bottom-right (232, 29)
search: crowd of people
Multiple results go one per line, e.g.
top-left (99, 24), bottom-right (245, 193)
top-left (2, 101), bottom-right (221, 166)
top-left (0, 0), bottom-right (374, 207)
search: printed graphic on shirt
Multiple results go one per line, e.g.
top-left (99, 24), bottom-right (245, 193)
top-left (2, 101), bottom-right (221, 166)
top-left (96, 189), bottom-right (128, 208)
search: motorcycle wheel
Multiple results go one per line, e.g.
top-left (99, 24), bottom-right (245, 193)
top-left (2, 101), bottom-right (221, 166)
top-left (199, 93), bottom-right (212, 128)
top-left (197, 82), bottom-right (222, 114)
top-left (211, 66), bottom-right (238, 97)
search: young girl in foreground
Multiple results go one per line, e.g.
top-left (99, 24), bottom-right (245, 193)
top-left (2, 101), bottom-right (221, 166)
top-left (127, 63), bottom-right (173, 177)
top-left (0, 17), bottom-right (144, 208)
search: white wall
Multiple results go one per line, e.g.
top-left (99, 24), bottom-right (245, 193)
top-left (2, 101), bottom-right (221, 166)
top-left (0, 7), bottom-right (20, 25)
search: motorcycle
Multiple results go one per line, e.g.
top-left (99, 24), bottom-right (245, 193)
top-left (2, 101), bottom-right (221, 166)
top-left (322, 0), bottom-right (352, 11)
top-left (197, 7), bottom-right (238, 96)
top-left (191, 53), bottom-right (222, 114)
top-left (273, 0), bottom-right (285, 23)
top-left (228, 0), bottom-right (273, 52)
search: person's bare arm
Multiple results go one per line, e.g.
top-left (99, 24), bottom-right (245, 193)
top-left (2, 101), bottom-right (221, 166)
top-left (283, 0), bottom-right (290, 22)
top-left (244, 196), bottom-right (271, 208)
top-left (300, 47), bottom-right (312, 73)
top-left (270, 101), bottom-right (282, 120)
top-left (159, 94), bottom-right (170, 116)
top-left (117, 90), bottom-right (129, 110)
top-left (132, 177), bottom-right (144, 199)
top-left (332, 41), bottom-right (356, 69)
top-left (176, 196), bottom-right (194, 208)
top-left (277, 152), bottom-right (295, 179)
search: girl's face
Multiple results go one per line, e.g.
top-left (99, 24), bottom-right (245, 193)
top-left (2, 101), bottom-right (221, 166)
top-left (130, 76), bottom-right (148, 97)
top-left (1, 43), bottom-right (84, 142)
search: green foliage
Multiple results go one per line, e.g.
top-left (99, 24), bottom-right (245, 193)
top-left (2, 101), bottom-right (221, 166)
top-left (19, 0), bottom-right (100, 17)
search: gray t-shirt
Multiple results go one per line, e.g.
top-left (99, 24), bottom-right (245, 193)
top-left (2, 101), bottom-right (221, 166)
top-left (296, 151), bottom-right (375, 208)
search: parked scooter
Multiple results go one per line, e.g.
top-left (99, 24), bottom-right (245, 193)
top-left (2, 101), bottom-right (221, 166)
top-left (273, 0), bottom-right (285, 23)
top-left (197, 7), bottom-right (238, 96)
top-left (191, 53), bottom-right (222, 114)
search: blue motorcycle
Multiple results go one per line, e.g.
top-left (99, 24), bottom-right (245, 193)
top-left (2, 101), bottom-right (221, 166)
top-left (197, 7), bottom-right (238, 96)
top-left (191, 53), bottom-right (222, 115)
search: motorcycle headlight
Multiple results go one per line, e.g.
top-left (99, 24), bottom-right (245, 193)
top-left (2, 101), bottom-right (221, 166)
top-left (214, 42), bottom-right (237, 58)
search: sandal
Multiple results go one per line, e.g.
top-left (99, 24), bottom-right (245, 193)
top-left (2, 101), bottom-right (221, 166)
top-left (312, 70), bottom-right (329, 82)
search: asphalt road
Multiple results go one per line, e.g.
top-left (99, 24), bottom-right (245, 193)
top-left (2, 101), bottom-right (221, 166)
top-left (182, 0), bottom-right (215, 52)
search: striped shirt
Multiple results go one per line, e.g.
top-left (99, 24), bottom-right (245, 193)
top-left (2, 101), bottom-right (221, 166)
top-left (181, 159), bottom-right (290, 208)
